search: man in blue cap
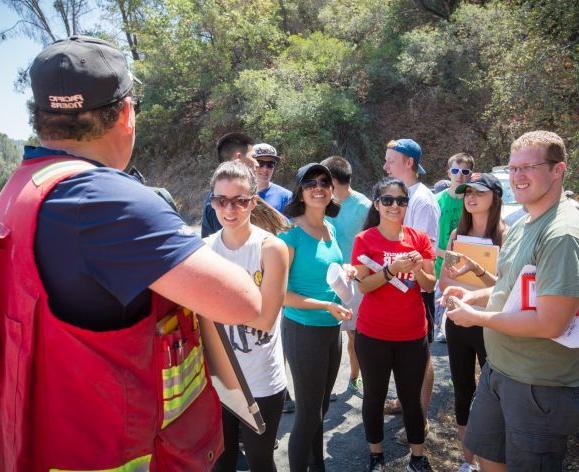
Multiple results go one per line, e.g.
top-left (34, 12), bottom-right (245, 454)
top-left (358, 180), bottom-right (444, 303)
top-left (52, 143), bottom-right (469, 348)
top-left (383, 138), bottom-right (440, 449)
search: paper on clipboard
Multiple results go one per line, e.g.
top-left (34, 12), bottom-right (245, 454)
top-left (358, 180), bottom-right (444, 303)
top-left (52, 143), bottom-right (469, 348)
top-left (452, 241), bottom-right (499, 288)
top-left (503, 265), bottom-right (578, 348)
top-left (198, 316), bottom-right (266, 434)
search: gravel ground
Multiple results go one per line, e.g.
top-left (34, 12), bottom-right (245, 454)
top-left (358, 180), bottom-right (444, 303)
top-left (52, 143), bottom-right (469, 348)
top-left (272, 332), bottom-right (579, 472)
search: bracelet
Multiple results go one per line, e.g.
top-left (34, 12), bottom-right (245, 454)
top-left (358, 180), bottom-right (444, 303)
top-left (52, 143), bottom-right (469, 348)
top-left (382, 265), bottom-right (392, 281)
top-left (386, 265), bottom-right (396, 277)
top-left (475, 266), bottom-right (486, 278)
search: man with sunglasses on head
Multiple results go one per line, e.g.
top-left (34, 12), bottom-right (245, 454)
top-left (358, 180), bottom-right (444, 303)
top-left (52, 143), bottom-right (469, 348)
top-left (253, 143), bottom-right (292, 213)
top-left (383, 138), bottom-right (440, 437)
top-left (201, 131), bottom-right (256, 237)
top-left (443, 132), bottom-right (579, 471)
top-left (0, 36), bottom-right (261, 471)
top-left (433, 153), bottom-right (475, 343)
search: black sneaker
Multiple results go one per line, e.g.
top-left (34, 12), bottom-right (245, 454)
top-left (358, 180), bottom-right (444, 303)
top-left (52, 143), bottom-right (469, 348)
top-left (406, 455), bottom-right (433, 472)
top-left (368, 453), bottom-right (385, 472)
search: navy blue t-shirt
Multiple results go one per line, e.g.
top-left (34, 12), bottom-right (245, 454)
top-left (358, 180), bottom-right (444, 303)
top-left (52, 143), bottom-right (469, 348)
top-left (258, 182), bottom-right (292, 213)
top-left (201, 191), bottom-right (221, 237)
top-left (28, 147), bottom-right (204, 331)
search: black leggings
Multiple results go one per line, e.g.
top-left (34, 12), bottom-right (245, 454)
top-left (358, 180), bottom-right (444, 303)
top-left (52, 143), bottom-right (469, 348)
top-left (282, 317), bottom-right (342, 472)
top-left (213, 389), bottom-right (285, 472)
top-left (445, 318), bottom-right (487, 426)
top-left (355, 332), bottom-right (429, 445)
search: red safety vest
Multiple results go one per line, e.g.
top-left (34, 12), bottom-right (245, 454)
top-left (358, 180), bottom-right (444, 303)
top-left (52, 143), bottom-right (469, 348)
top-left (0, 157), bottom-right (223, 471)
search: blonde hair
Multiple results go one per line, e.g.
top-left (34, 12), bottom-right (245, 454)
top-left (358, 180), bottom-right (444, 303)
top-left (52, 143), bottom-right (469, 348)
top-left (210, 161), bottom-right (290, 235)
top-left (511, 131), bottom-right (567, 164)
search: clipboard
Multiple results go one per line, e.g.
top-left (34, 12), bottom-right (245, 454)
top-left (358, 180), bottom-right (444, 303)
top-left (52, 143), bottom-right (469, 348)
top-left (452, 241), bottom-right (499, 288)
top-left (198, 315), bottom-right (266, 434)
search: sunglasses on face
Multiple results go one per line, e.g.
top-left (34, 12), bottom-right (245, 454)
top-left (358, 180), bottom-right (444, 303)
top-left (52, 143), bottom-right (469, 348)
top-left (301, 178), bottom-right (332, 190)
top-left (450, 167), bottom-right (472, 176)
top-left (377, 195), bottom-right (410, 207)
top-left (210, 195), bottom-right (254, 210)
top-left (257, 160), bottom-right (276, 169)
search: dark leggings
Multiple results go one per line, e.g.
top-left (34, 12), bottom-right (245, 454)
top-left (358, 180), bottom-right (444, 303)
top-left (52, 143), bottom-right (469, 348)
top-left (355, 332), bottom-right (429, 445)
top-left (213, 389), bottom-right (285, 472)
top-left (445, 318), bottom-right (487, 426)
top-left (282, 317), bottom-right (342, 472)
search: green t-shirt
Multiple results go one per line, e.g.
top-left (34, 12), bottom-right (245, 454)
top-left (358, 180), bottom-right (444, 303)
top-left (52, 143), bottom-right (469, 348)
top-left (434, 189), bottom-right (464, 278)
top-left (327, 190), bottom-right (371, 264)
top-left (484, 198), bottom-right (579, 387)
top-left (278, 221), bottom-right (343, 327)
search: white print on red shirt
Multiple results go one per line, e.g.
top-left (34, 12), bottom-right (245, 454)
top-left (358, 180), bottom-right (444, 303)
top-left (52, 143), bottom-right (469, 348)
top-left (383, 251), bottom-right (415, 284)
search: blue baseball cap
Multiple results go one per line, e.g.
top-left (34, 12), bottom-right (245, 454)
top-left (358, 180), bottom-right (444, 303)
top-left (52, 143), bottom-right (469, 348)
top-left (386, 138), bottom-right (425, 175)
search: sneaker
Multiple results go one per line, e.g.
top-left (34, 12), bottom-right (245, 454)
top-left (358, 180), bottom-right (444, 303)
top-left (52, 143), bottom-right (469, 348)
top-left (236, 449), bottom-right (249, 471)
top-left (406, 455), bottom-right (433, 472)
top-left (383, 399), bottom-right (402, 415)
top-left (457, 462), bottom-right (478, 472)
top-left (367, 453), bottom-right (385, 472)
top-left (396, 420), bottom-right (430, 445)
top-left (348, 377), bottom-right (364, 398)
top-left (282, 398), bottom-right (295, 413)
top-left (434, 327), bottom-right (446, 343)
top-left (273, 438), bottom-right (279, 450)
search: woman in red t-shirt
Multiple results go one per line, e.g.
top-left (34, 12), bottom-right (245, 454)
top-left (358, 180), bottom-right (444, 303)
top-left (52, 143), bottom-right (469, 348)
top-left (351, 177), bottom-right (436, 472)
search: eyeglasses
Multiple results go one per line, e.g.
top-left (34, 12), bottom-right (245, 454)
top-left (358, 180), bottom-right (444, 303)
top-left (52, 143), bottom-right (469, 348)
top-left (507, 161), bottom-right (554, 174)
top-left (131, 96), bottom-right (141, 115)
top-left (210, 195), bottom-right (254, 210)
top-left (301, 178), bottom-right (331, 190)
top-left (377, 195), bottom-right (410, 207)
top-left (257, 160), bottom-right (276, 169)
top-left (450, 167), bottom-right (472, 176)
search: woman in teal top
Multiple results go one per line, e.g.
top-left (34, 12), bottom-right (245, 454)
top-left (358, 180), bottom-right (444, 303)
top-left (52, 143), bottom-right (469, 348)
top-left (280, 163), bottom-right (352, 472)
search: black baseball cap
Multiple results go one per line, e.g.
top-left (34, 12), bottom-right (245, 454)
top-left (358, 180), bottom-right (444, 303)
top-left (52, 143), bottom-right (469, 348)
top-left (295, 163), bottom-right (333, 186)
top-left (30, 36), bottom-right (136, 113)
top-left (456, 173), bottom-right (503, 197)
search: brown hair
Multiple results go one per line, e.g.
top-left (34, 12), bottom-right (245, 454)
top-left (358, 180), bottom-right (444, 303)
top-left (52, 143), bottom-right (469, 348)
top-left (511, 130), bottom-right (567, 164)
top-left (210, 161), bottom-right (290, 234)
top-left (29, 96), bottom-right (128, 142)
top-left (447, 152), bottom-right (475, 170)
top-left (456, 190), bottom-right (505, 246)
top-left (320, 156), bottom-right (352, 185)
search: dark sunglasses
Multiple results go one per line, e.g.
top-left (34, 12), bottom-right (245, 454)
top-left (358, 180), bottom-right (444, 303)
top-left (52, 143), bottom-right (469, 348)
top-left (210, 195), bottom-right (254, 210)
top-left (450, 167), bottom-right (472, 176)
top-left (257, 160), bottom-right (276, 169)
top-left (131, 96), bottom-right (141, 115)
top-left (301, 178), bottom-right (331, 190)
top-left (377, 195), bottom-right (410, 207)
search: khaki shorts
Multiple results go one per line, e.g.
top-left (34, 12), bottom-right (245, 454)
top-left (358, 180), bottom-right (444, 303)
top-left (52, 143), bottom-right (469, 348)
top-left (464, 363), bottom-right (579, 471)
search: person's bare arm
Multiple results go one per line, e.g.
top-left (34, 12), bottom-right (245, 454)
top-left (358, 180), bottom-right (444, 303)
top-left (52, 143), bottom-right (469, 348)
top-left (244, 237), bottom-right (289, 332)
top-left (150, 245), bottom-right (261, 324)
top-left (447, 295), bottom-right (578, 339)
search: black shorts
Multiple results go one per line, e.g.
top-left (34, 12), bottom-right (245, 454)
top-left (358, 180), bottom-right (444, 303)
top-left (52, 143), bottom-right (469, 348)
top-left (421, 291), bottom-right (435, 343)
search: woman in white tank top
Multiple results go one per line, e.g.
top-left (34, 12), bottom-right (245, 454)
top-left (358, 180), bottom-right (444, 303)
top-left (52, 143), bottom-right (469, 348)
top-left (205, 161), bottom-right (289, 472)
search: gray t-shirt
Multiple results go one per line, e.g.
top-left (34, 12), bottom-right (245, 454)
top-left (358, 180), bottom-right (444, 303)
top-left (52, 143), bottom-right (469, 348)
top-left (485, 198), bottom-right (579, 387)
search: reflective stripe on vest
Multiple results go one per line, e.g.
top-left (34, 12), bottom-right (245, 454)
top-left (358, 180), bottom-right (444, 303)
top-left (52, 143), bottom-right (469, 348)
top-left (49, 453), bottom-right (152, 472)
top-left (162, 344), bottom-right (207, 429)
top-left (32, 160), bottom-right (95, 187)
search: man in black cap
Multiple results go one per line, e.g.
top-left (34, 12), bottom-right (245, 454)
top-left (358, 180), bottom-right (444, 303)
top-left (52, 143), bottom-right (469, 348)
top-left (201, 131), bottom-right (256, 236)
top-left (0, 36), bottom-right (261, 470)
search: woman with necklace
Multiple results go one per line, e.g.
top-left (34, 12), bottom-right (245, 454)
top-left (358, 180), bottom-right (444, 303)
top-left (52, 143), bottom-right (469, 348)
top-left (279, 163), bottom-right (353, 472)
top-left (351, 177), bottom-right (436, 472)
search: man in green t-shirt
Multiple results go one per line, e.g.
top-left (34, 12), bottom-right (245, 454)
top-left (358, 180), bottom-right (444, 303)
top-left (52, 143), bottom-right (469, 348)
top-left (442, 131), bottom-right (579, 471)
top-left (433, 153), bottom-right (475, 342)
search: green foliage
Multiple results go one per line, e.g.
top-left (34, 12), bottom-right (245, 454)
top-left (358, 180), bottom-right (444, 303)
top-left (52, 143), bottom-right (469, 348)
top-left (0, 134), bottom-right (22, 190)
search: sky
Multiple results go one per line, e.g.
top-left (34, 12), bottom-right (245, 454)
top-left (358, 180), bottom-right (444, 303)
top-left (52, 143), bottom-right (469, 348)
top-left (0, 6), bottom-right (42, 141)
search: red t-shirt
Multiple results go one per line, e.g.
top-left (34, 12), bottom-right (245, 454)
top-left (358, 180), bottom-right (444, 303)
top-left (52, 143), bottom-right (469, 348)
top-left (351, 226), bottom-right (435, 341)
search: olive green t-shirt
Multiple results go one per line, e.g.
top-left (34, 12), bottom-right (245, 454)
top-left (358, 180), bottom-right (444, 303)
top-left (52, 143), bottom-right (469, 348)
top-left (484, 198), bottom-right (579, 387)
